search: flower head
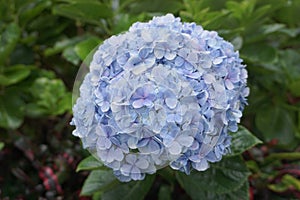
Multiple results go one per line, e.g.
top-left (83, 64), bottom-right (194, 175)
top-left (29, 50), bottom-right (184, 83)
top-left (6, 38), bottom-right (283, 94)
top-left (72, 14), bottom-right (249, 182)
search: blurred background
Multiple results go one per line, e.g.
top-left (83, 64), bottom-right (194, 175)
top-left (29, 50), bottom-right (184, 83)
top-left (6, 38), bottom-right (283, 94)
top-left (0, 0), bottom-right (300, 199)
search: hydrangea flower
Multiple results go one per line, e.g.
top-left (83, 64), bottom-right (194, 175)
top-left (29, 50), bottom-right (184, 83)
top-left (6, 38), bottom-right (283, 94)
top-left (71, 14), bottom-right (249, 182)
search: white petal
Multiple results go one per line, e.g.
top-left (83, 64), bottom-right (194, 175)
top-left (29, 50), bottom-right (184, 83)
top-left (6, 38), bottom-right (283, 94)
top-left (169, 141), bottom-right (182, 155)
top-left (177, 135), bottom-right (194, 147)
top-left (165, 98), bottom-right (177, 109)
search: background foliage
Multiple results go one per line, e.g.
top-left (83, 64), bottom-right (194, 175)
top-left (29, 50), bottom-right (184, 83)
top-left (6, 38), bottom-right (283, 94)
top-left (0, 0), bottom-right (300, 199)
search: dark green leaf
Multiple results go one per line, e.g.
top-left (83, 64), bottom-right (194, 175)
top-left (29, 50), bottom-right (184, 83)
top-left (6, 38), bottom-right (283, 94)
top-left (0, 65), bottom-right (32, 86)
top-left (288, 80), bottom-right (300, 97)
top-left (0, 88), bottom-right (25, 129)
top-left (76, 156), bottom-right (104, 172)
top-left (52, 2), bottom-right (112, 24)
top-left (242, 43), bottom-right (277, 64)
top-left (44, 36), bottom-right (87, 56)
top-left (255, 105), bottom-right (295, 146)
top-left (124, 0), bottom-right (183, 14)
top-left (229, 126), bottom-right (262, 156)
top-left (81, 170), bottom-right (117, 196)
top-left (19, 0), bottom-right (52, 26)
top-left (158, 185), bottom-right (172, 200)
top-left (101, 175), bottom-right (155, 200)
top-left (0, 23), bottom-right (21, 65)
top-left (176, 156), bottom-right (250, 199)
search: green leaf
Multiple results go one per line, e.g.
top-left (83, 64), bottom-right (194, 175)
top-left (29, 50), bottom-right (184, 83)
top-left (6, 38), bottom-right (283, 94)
top-left (44, 35), bottom-right (88, 56)
top-left (76, 156), bottom-right (104, 172)
top-left (242, 43), bottom-right (277, 64)
top-left (124, 0), bottom-right (183, 14)
top-left (0, 23), bottom-right (21, 65)
top-left (229, 126), bottom-right (262, 156)
top-left (0, 88), bottom-right (25, 129)
top-left (176, 156), bottom-right (250, 200)
top-left (19, 0), bottom-right (52, 26)
top-left (62, 46), bottom-right (80, 65)
top-left (255, 105), bottom-right (295, 147)
top-left (203, 180), bottom-right (249, 200)
top-left (52, 2), bottom-right (112, 25)
top-left (81, 170), bottom-right (117, 196)
top-left (261, 23), bottom-right (286, 35)
top-left (288, 80), bottom-right (300, 97)
top-left (158, 185), bottom-right (172, 200)
top-left (101, 175), bottom-right (155, 200)
top-left (0, 142), bottom-right (4, 151)
top-left (74, 37), bottom-right (101, 60)
top-left (26, 77), bottom-right (71, 116)
top-left (0, 65), bottom-right (32, 86)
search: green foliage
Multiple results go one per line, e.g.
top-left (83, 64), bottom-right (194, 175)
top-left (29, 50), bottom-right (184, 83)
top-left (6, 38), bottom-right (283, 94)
top-left (76, 156), bottom-right (104, 172)
top-left (176, 156), bottom-right (251, 200)
top-left (1, 0), bottom-right (300, 199)
top-left (229, 126), bottom-right (262, 156)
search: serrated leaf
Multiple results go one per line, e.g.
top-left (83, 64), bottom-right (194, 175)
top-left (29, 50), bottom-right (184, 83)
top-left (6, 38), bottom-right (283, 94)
top-left (76, 156), bottom-right (104, 172)
top-left (101, 175), bottom-right (155, 200)
top-left (176, 156), bottom-right (250, 200)
top-left (81, 170), bottom-right (117, 196)
top-left (229, 126), bottom-right (262, 156)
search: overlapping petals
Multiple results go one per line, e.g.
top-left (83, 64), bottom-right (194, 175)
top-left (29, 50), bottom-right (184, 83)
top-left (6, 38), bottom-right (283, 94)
top-left (71, 14), bottom-right (249, 182)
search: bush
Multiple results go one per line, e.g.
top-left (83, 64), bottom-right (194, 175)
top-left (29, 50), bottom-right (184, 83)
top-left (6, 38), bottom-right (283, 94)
top-left (0, 0), bottom-right (300, 199)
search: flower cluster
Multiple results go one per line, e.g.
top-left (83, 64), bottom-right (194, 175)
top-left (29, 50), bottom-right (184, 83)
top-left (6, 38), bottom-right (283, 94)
top-left (71, 14), bottom-right (249, 182)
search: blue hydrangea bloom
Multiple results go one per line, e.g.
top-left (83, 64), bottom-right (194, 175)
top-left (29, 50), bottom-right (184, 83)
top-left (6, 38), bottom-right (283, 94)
top-left (71, 14), bottom-right (249, 182)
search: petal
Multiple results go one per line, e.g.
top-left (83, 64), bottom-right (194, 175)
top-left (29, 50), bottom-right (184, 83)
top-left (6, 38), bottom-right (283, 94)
top-left (101, 101), bottom-right (110, 112)
top-left (120, 164), bottom-right (132, 176)
top-left (213, 57), bottom-right (223, 65)
top-left (126, 154), bottom-right (137, 164)
top-left (175, 56), bottom-right (184, 66)
top-left (193, 158), bottom-right (209, 171)
top-left (169, 141), bottom-right (182, 155)
top-left (203, 74), bottom-right (215, 84)
top-left (165, 97), bottom-right (177, 109)
top-left (154, 48), bottom-right (165, 59)
top-left (177, 135), bottom-right (194, 147)
top-left (165, 51), bottom-right (176, 60)
top-left (143, 99), bottom-right (154, 107)
top-left (225, 79), bottom-right (234, 90)
top-left (135, 158), bottom-right (149, 169)
top-left (132, 99), bottom-right (145, 108)
top-left (131, 166), bottom-right (142, 180)
top-left (113, 148), bottom-right (124, 161)
top-left (139, 48), bottom-right (150, 59)
top-left (132, 64), bottom-right (148, 75)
